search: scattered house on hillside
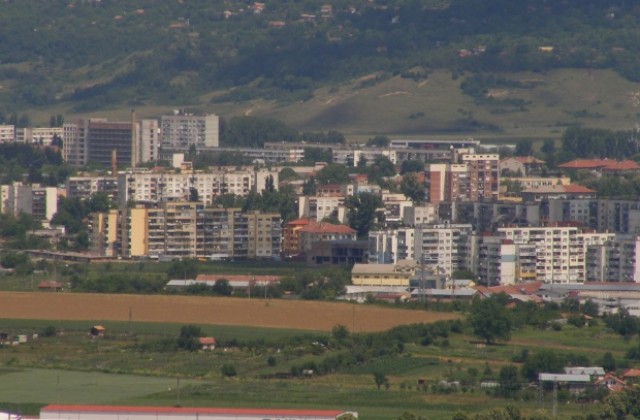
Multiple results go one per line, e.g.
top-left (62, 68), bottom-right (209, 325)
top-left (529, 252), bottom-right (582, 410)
top-left (595, 373), bottom-right (626, 392)
top-left (538, 373), bottom-right (592, 395)
top-left (563, 367), bottom-right (605, 378)
top-left (622, 368), bottom-right (640, 383)
top-left (90, 326), bottom-right (106, 337)
top-left (198, 337), bottom-right (216, 350)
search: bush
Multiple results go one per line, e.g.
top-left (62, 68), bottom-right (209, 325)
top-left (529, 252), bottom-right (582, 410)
top-left (221, 364), bottom-right (237, 377)
top-left (40, 325), bottom-right (56, 337)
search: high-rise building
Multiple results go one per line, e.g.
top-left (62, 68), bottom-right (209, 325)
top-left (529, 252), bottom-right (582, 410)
top-left (160, 112), bottom-right (219, 153)
top-left (426, 151), bottom-right (499, 203)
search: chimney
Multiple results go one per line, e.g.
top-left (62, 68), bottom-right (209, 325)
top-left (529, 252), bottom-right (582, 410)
top-left (111, 149), bottom-right (117, 176)
top-left (131, 109), bottom-right (137, 168)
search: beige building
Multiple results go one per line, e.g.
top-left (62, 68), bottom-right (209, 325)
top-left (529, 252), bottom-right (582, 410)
top-left (116, 203), bottom-right (281, 260)
top-left (90, 209), bottom-right (119, 257)
top-left (351, 260), bottom-right (417, 287)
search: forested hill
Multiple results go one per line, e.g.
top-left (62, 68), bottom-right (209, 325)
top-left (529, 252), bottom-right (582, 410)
top-left (1, 0), bottom-right (638, 113)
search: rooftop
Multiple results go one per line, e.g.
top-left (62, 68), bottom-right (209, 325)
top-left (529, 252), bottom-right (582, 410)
top-left (298, 222), bottom-right (356, 235)
top-left (558, 159), bottom-right (640, 171)
top-left (40, 405), bottom-right (347, 418)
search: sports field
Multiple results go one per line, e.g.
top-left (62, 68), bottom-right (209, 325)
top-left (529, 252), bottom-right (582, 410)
top-left (0, 292), bottom-right (459, 332)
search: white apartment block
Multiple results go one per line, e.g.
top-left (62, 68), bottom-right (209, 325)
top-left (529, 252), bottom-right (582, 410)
top-left (118, 167), bottom-right (278, 207)
top-left (0, 125), bottom-right (15, 143)
top-left (498, 226), bottom-right (614, 283)
top-left (381, 193), bottom-right (413, 225)
top-left (477, 236), bottom-right (537, 286)
top-left (368, 223), bottom-right (476, 277)
top-left (403, 204), bottom-right (439, 226)
top-left (62, 122), bottom-right (85, 166)
top-left (586, 235), bottom-right (640, 282)
top-left (160, 112), bottom-right (219, 150)
top-left (16, 127), bottom-right (63, 145)
top-left (298, 195), bottom-right (346, 222)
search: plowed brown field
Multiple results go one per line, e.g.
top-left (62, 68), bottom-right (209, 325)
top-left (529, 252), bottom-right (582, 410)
top-left (0, 292), bottom-right (460, 332)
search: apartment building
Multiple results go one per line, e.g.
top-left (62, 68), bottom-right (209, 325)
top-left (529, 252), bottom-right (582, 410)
top-left (16, 127), bottom-right (63, 145)
top-left (0, 125), bottom-right (15, 143)
top-left (90, 209), bottom-right (119, 257)
top-left (160, 112), bottom-right (219, 151)
top-left (139, 119), bottom-right (160, 163)
top-left (2, 183), bottom-right (59, 222)
top-left (298, 195), bottom-right (346, 222)
top-left (586, 235), bottom-right (640, 282)
top-left (498, 225), bottom-right (614, 283)
top-left (368, 223), bottom-right (476, 277)
top-left (116, 203), bottom-right (280, 260)
top-left (547, 199), bottom-right (640, 234)
top-left (66, 175), bottom-right (118, 202)
top-left (118, 167), bottom-right (279, 207)
top-left (477, 236), bottom-right (537, 286)
top-left (426, 152), bottom-right (499, 204)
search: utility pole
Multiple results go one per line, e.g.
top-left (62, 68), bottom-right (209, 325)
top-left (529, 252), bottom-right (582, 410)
top-left (552, 381), bottom-right (558, 418)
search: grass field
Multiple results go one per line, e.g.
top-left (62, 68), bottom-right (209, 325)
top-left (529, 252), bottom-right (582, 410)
top-left (0, 292), bottom-right (459, 332)
top-left (0, 314), bottom-right (632, 419)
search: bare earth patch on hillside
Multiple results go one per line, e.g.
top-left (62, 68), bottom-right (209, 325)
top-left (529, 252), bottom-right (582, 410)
top-left (0, 292), bottom-right (459, 332)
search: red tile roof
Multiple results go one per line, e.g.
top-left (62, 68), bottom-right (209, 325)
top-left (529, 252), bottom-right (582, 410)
top-left (475, 281), bottom-right (544, 296)
top-left (286, 218), bottom-right (312, 226)
top-left (198, 337), bottom-right (216, 345)
top-left (623, 368), bottom-right (640, 377)
top-left (40, 405), bottom-right (346, 417)
top-left (562, 184), bottom-right (595, 193)
top-left (558, 159), bottom-right (640, 171)
top-left (298, 222), bottom-right (356, 235)
top-left (196, 274), bottom-right (281, 283)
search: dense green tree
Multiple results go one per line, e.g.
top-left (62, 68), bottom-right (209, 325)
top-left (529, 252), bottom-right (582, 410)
top-left (373, 371), bottom-right (389, 390)
top-left (167, 259), bottom-right (199, 280)
top-left (177, 324), bottom-right (202, 351)
top-left (498, 365), bottom-right (521, 397)
top-left (521, 349), bottom-right (564, 381)
top-left (316, 163), bottom-right (350, 185)
top-left (468, 294), bottom-right (512, 344)
top-left (213, 279), bottom-right (233, 296)
top-left (400, 173), bottom-right (424, 203)
top-left (366, 136), bottom-right (390, 148)
top-left (515, 139), bottom-right (533, 156)
top-left (400, 159), bottom-right (424, 174)
top-left (345, 193), bottom-right (383, 237)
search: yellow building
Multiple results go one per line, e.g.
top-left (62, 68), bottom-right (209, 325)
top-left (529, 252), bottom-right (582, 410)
top-left (351, 260), bottom-right (417, 287)
top-left (90, 209), bottom-right (119, 257)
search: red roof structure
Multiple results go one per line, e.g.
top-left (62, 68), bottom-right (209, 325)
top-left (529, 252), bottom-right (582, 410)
top-left (196, 274), bottom-right (281, 283)
top-left (40, 405), bottom-right (347, 418)
top-left (298, 222), bottom-right (356, 235)
top-left (558, 159), bottom-right (640, 172)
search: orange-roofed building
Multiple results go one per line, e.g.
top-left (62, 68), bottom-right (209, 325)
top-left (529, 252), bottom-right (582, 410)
top-left (558, 159), bottom-right (640, 173)
top-left (282, 218), bottom-right (312, 257)
top-left (298, 222), bottom-right (357, 253)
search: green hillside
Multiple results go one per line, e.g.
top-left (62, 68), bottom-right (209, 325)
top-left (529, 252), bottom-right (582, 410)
top-left (2, 0), bottom-right (640, 136)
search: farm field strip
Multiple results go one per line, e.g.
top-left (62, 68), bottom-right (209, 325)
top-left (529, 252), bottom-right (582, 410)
top-left (0, 292), bottom-right (460, 332)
